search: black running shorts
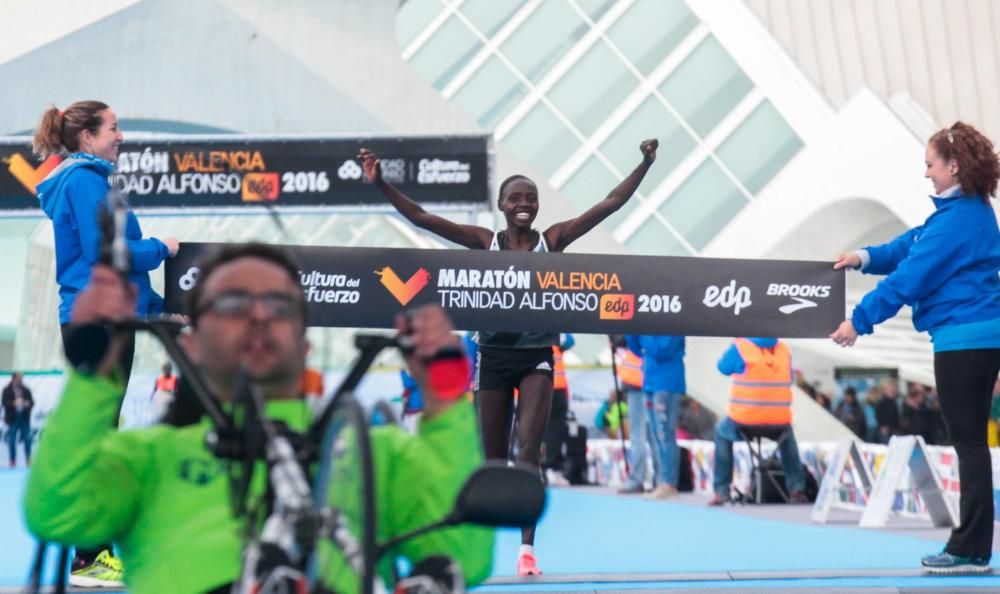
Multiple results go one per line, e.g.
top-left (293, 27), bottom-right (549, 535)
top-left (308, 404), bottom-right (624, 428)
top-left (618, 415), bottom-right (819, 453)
top-left (475, 346), bottom-right (554, 392)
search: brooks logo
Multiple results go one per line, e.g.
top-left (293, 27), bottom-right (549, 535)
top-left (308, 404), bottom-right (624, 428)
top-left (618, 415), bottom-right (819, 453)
top-left (778, 297), bottom-right (818, 314)
top-left (767, 283), bottom-right (831, 298)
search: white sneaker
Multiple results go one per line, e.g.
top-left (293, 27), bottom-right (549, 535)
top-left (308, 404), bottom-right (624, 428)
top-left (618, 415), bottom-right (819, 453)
top-left (545, 469), bottom-right (570, 486)
top-left (643, 484), bottom-right (678, 500)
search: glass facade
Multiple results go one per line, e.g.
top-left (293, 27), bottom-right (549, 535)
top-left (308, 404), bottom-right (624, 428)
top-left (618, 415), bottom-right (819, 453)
top-left (657, 36), bottom-right (754, 137)
top-left (398, 0), bottom-right (805, 256)
top-left (607, 0), bottom-right (698, 75)
top-left (408, 16), bottom-right (481, 90)
top-left (451, 56), bottom-right (528, 129)
top-left (716, 100), bottom-right (805, 194)
top-left (658, 159), bottom-right (747, 251)
top-left (504, 102), bottom-right (579, 177)
top-left (499, 1), bottom-right (588, 83)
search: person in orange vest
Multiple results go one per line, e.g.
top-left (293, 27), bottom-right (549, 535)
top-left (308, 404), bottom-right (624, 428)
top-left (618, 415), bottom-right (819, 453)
top-left (613, 341), bottom-right (648, 494)
top-left (153, 362), bottom-right (177, 393)
top-left (300, 367), bottom-right (325, 413)
top-left (709, 337), bottom-right (808, 505)
top-left (542, 334), bottom-right (575, 486)
top-left (300, 368), bottom-right (324, 397)
top-left (150, 362), bottom-right (177, 420)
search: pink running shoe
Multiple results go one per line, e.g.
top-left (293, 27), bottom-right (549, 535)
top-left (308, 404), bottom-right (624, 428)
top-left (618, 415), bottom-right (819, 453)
top-left (517, 552), bottom-right (543, 576)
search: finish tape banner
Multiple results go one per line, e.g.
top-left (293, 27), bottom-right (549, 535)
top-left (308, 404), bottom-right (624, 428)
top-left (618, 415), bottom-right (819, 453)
top-left (0, 134), bottom-right (490, 211)
top-left (165, 243), bottom-right (845, 338)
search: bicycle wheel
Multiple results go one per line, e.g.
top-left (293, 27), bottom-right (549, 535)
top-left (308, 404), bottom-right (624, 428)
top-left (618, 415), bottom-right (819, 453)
top-left (309, 393), bottom-right (376, 594)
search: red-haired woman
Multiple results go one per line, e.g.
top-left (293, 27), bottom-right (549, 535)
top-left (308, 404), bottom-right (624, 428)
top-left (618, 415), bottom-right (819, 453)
top-left (832, 122), bottom-right (1000, 574)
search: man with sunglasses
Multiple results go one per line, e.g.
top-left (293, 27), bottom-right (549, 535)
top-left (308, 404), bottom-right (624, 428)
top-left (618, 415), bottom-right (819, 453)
top-left (24, 243), bottom-right (494, 594)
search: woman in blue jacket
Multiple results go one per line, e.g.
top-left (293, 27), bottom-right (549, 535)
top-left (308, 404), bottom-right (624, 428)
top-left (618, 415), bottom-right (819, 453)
top-left (831, 121), bottom-right (1000, 574)
top-left (32, 100), bottom-right (178, 585)
top-left (33, 101), bottom-right (179, 379)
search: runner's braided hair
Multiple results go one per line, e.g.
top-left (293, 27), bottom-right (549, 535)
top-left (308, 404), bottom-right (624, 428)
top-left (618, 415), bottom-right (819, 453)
top-left (496, 174), bottom-right (534, 208)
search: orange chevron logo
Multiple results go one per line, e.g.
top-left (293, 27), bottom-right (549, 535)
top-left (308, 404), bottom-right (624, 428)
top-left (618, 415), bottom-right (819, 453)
top-left (375, 266), bottom-right (430, 306)
top-left (3, 153), bottom-right (61, 195)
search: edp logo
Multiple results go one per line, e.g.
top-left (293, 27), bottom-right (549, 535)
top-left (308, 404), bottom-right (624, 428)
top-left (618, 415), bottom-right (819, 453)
top-left (703, 280), bottom-right (752, 316)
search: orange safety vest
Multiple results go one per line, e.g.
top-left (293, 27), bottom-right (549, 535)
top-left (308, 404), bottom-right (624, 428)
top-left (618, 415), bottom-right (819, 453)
top-left (300, 368), bottom-right (324, 398)
top-left (155, 375), bottom-right (177, 392)
top-left (615, 348), bottom-right (644, 390)
top-left (727, 339), bottom-right (793, 425)
top-left (552, 346), bottom-right (568, 390)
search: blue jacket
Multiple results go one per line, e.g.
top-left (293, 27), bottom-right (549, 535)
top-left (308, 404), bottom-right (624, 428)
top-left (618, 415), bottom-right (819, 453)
top-left (625, 335), bottom-right (685, 394)
top-left (717, 337), bottom-right (779, 375)
top-left (37, 153), bottom-right (169, 323)
top-left (400, 370), bottom-right (423, 413)
top-left (559, 333), bottom-right (575, 351)
top-left (852, 194), bottom-right (1000, 347)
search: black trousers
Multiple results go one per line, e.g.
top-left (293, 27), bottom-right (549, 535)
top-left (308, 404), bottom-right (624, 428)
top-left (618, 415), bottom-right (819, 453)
top-left (542, 388), bottom-right (569, 470)
top-left (60, 324), bottom-right (136, 564)
top-left (935, 348), bottom-right (1000, 559)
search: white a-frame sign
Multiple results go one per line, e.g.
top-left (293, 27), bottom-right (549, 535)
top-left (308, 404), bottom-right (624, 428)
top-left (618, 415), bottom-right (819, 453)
top-left (858, 435), bottom-right (957, 528)
top-left (811, 437), bottom-right (875, 524)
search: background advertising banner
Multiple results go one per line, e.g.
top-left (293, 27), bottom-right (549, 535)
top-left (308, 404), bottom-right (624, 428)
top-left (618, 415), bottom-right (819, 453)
top-left (165, 243), bottom-right (846, 338)
top-left (0, 134), bottom-right (491, 211)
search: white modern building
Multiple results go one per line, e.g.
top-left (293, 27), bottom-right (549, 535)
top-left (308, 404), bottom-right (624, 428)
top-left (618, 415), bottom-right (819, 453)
top-left (2, 0), bottom-right (998, 438)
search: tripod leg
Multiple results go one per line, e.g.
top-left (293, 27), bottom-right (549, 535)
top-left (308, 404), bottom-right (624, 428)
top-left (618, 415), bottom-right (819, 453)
top-left (55, 546), bottom-right (70, 594)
